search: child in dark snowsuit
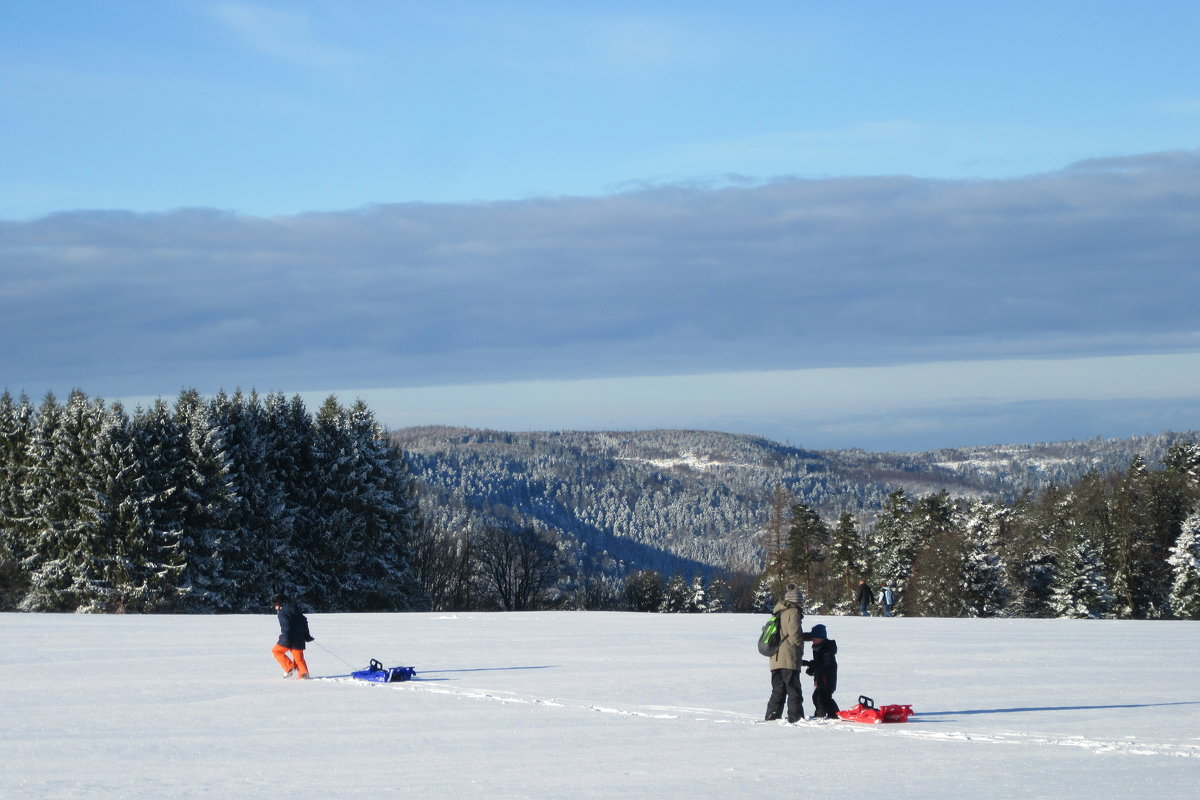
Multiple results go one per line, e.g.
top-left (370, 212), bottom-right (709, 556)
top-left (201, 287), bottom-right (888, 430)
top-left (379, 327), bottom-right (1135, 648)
top-left (803, 623), bottom-right (839, 719)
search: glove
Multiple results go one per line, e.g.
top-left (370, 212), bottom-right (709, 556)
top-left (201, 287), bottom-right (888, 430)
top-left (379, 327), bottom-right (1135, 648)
top-left (805, 667), bottom-right (814, 676)
top-left (306, 635), bottom-right (315, 642)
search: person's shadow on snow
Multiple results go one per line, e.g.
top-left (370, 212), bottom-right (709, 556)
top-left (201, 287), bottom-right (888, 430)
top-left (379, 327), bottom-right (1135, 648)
top-left (916, 700), bottom-right (1200, 719)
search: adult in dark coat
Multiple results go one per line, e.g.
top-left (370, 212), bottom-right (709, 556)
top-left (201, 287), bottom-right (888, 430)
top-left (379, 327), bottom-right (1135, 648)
top-left (856, 580), bottom-right (873, 616)
top-left (764, 583), bottom-right (806, 723)
top-left (804, 623), bottom-right (839, 719)
top-left (272, 594), bottom-right (314, 679)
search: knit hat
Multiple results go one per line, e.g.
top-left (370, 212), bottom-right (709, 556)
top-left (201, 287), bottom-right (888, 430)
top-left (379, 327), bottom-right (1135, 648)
top-left (271, 593), bottom-right (287, 606)
top-left (810, 623), bottom-right (828, 640)
top-left (784, 582), bottom-right (803, 605)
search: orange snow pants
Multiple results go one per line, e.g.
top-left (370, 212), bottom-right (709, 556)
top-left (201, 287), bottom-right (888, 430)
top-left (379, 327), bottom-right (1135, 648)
top-left (272, 644), bottom-right (309, 678)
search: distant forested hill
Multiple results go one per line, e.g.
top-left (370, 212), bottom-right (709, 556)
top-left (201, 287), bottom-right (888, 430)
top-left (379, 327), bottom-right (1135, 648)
top-left (392, 426), bottom-right (1199, 578)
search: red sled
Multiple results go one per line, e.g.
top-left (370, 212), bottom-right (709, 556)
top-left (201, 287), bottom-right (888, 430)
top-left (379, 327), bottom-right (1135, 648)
top-left (837, 695), bottom-right (914, 724)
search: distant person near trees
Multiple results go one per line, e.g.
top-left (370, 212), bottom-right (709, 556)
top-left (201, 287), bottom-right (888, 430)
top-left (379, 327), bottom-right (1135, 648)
top-left (878, 585), bottom-right (895, 617)
top-left (856, 579), bottom-right (874, 617)
top-left (764, 583), bottom-right (806, 723)
top-left (272, 593), bottom-right (315, 679)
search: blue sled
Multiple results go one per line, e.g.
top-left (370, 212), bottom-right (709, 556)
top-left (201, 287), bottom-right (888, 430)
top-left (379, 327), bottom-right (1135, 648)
top-left (351, 658), bottom-right (416, 683)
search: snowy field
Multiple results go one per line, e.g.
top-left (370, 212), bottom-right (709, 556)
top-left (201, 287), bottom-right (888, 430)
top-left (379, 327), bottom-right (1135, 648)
top-left (3, 612), bottom-right (1198, 799)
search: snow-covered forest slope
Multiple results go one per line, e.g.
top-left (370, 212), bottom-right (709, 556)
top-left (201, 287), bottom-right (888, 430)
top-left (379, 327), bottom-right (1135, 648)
top-left (395, 426), bottom-right (1199, 577)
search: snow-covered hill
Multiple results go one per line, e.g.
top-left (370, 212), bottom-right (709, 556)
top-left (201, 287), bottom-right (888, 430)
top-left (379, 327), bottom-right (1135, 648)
top-left (4, 612), bottom-right (1197, 798)
top-left (393, 426), bottom-right (1200, 576)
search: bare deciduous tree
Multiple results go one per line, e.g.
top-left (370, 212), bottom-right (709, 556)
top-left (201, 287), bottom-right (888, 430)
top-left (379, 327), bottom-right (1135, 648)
top-left (475, 526), bottom-right (561, 610)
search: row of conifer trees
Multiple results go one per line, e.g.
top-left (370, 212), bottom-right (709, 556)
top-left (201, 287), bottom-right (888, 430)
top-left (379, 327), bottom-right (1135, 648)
top-left (759, 442), bottom-right (1200, 619)
top-left (0, 389), bottom-right (423, 612)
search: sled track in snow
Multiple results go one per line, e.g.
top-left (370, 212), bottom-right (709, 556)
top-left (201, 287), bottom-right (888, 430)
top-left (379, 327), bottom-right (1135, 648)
top-left (885, 726), bottom-right (1200, 758)
top-left (324, 677), bottom-right (1200, 760)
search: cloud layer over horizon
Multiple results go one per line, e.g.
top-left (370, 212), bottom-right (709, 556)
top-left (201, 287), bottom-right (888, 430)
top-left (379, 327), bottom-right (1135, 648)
top-left (3, 150), bottom-right (1198, 404)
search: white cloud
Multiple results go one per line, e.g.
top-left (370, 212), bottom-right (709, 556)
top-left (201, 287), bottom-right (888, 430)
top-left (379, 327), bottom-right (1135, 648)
top-left (208, 2), bottom-right (364, 77)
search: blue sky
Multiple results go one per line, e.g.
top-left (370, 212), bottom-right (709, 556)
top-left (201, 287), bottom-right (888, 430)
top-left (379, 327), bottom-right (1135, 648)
top-left (2, 1), bottom-right (1199, 451)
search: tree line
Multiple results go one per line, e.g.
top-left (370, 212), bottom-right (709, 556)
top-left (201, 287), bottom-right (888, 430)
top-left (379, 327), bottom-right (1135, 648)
top-left (0, 389), bottom-right (423, 612)
top-left (759, 443), bottom-right (1200, 619)
top-left (3, 388), bottom-right (1198, 618)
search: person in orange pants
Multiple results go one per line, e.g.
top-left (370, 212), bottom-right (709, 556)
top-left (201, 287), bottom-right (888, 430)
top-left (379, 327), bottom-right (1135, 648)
top-left (272, 643), bottom-right (309, 678)
top-left (272, 594), bottom-right (314, 679)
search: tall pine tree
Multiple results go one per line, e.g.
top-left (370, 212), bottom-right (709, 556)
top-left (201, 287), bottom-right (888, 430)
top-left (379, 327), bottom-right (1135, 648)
top-left (825, 512), bottom-right (862, 614)
top-left (866, 489), bottom-right (918, 610)
top-left (125, 399), bottom-right (189, 611)
top-left (959, 501), bottom-right (1011, 617)
top-left (0, 392), bottom-right (35, 608)
top-left (174, 390), bottom-right (238, 611)
top-left (1051, 534), bottom-right (1117, 619)
top-left (787, 503), bottom-right (828, 605)
top-left (1168, 513), bottom-right (1200, 620)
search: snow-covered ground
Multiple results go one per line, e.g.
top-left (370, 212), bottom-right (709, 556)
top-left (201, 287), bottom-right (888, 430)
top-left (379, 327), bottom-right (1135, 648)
top-left (4, 612), bottom-right (1198, 798)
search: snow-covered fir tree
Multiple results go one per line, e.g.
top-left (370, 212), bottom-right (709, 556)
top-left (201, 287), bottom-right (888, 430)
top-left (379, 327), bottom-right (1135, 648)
top-left (1051, 534), bottom-right (1117, 619)
top-left (1168, 513), bottom-right (1200, 620)
top-left (906, 504), bottom-right (965, 617)
top-left (686, 574), bottom-right (707, 613)
top-left (825, 512), bottom-right (862, 613)
top-left (0, 392), bottom-right (35, 607)
top-left (1005, 486), bottom-right (1067, 617)
top-left (865, 489), bottom-right (922, 610)
top-left (72, 399), bottom-right (141, 612)
top-left (959, 501), bottom-right (1011, 617)
top-left (336, 398), bottom-right (424, 610)
top-left (125, 399), bottom-right (189, 611)
top-left (1162, 441), bottom-right (1200, 482)
top-left (704, 576), bottom-right (731, 613)
top-left (263, 393), bottom-right (322, 603)
top-left (659, 572), bottom-right (690, 612)
top-left (750, 577), bottom-right (775, 613)
top-left (207, 390), bottom-right (280, 611)
top-left (174, 390), bottom-right (238, 612)
top-left (19, 391), bottom-right (104, 611)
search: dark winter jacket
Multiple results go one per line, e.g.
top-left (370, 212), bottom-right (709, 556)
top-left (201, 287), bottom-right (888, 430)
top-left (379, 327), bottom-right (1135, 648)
top-left (856, 582), bottom-right (873, 606)
top-left (805, 639), bottom-right (838, 693)
top-left (277, 604), bottom-right (313, 650)
top-left (768, 601), bottom-right (804, 671)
